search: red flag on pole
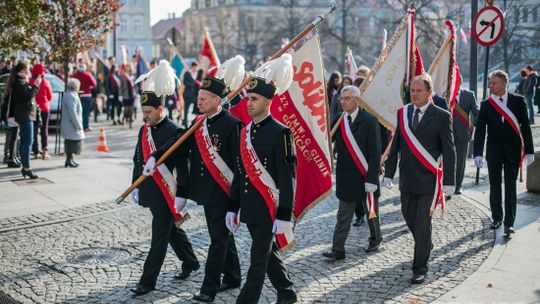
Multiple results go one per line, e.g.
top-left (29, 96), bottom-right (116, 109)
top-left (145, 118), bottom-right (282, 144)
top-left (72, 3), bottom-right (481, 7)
top-left (199, 29), bottom-right (220, 77)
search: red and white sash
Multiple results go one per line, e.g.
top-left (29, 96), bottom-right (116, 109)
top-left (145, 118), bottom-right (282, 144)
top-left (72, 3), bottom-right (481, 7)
top-left (399, 104), bottom-right (445, 216)
top-left (487, 96), bottom-right (524, 167)
top-left (240, 122), bottom-right (295, 250)
top-left (194, 115), bottom-right (234, 196)
top-left (141, 125), bottom-right (189, 227)
top-left (339, 113), bottom-right (377, 219)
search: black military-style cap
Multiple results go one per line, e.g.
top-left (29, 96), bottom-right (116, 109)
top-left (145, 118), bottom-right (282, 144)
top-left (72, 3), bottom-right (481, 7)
top-left (140, 91), bottom-right (164, 108)
top-left (201, 76), bottom-right (228, 98)
top-left (247, 77), bottom-right (277, 100)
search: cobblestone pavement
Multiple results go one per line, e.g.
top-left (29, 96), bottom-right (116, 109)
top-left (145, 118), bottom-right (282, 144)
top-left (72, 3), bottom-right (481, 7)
top-left (0, 185), bottom-right (493, 304)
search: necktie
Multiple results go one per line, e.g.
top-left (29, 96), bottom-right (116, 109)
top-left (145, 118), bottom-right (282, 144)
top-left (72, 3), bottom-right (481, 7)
top-left (347, 115), bottom-right (352, 125)
top-left (500, 98), bottom-right (505, 123)
top-left (412, 108), bottom-right (421, 131)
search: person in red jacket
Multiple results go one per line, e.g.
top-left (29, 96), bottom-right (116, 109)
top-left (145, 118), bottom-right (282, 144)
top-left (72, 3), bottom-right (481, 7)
top-left (30, 64), bottom-right (53, 159)
top-left (72, 63), bottom-right (97, 132)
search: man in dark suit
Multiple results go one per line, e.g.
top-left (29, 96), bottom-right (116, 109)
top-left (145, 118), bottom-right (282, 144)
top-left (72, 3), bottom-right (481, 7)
top-left (453, 87), bottom-right (479, 194)
top-left (473, 70), bottom-right (535, 234)
top-left (322, 85), bottom-right (383, 260)
top-left (383, 74), bottom-right (456, 284)
top-left (227, 77), bottom-right (298, 304)
top-left (146, 77), bottom-right (243, 302)
top-left (130, 91), bottom-right (199, 295)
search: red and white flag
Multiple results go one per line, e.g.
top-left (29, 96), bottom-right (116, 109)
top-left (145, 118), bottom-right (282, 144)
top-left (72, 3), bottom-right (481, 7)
top-left (230, 34), bottom-right (333, 222)
top-left (199, 29), bottom-right (220, 77)
top-left (428, 20), bottom-right (461, 111)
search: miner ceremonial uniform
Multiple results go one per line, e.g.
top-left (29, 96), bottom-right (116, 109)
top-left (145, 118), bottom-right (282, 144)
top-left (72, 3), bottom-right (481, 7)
top-left (228, 72), bottom-right (298, 304)
top-left (153, 76), bottom-right (243, 301)
top-left (131, 91), bottom-right (199, 294)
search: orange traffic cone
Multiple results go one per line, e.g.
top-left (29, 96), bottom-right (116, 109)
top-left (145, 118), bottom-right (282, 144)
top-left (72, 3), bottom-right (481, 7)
top-left (96, 127), bottom-right (110, 152)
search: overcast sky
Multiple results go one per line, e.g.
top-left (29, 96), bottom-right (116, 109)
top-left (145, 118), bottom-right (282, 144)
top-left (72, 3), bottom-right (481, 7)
top-left (150, 0), bottom-right (190, 25)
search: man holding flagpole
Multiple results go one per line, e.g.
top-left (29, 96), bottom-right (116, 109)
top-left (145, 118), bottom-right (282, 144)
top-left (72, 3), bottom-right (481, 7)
top-left (227, 54), bottom-right (298, 304)
top-left (130, 60), bottom-right (199, 295)
top-left (383, 74), bottom-right (456, 284)
top-left (322, 85), bottom-right (383, 261)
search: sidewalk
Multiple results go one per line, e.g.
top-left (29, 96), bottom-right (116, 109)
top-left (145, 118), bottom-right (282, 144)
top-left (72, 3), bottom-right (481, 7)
top-left (437, 164), bottom-right (540, 303)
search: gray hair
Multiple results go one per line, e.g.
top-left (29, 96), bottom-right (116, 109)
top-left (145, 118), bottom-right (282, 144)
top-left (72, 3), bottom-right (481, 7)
top-left (489, 70), bottom-right (509, 85)
top-left (341, 85), bottom-right (361, 98)
top-left (410, 74), bottom-right (433, 91)
top-left (67, 78), bottom-right (81, 91)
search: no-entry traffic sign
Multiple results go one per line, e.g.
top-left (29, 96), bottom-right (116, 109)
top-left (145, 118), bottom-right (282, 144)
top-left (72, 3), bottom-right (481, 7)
top-left (473, 6), bottom-right (505, 47)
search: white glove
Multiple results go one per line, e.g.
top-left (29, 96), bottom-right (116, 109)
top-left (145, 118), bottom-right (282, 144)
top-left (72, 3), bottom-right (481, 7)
top-left (474, 156), bottom-right (483, 168)
top-left (525, 154), bottom-right (535, 167)
top-left (272, 219), bottom-right (292, 234)
top-left (381, 177), bottom-right (393, 189)
top-left (444, 185), bottom-right (455, 196)
top-left (174, 197), bottom-right (187, 213)
top-left (143, 156), bottom-right (156, 176)
top-left (130, 188), bottom-right (139, 204)
top-left (119, 96), bottom-right (123, 102)
top-left (225, 212), bottom-right (237, 233)
top-left (364, 182), bottom-right (378, 193)
top-left (108, 95), bottom-right (114, 99)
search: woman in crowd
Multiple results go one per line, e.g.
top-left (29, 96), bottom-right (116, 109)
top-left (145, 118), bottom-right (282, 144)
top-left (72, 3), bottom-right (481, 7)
top-left (10, 61), bottom-right (41, 179)
top-left (326, 71), bottom-right (342, 107)
top-left (119, 63), bottom-right (135, 128)
top-left (61, 78), bottom-right (85, 168)
top-left (30, 64), bottom-right (53, 160)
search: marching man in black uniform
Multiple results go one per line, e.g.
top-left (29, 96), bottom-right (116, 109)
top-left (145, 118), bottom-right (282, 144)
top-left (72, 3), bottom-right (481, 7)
top-left (130, 60), bottom-right (199, 295)
top-left (144, 56), bottom-right (247, 302)
top-left (383, 74), bottom-right (456, 284)
top-left (473, 70), bottom-right (534, 234)
top-left (227, 54), bottom-right (298, 304)
top-left (322, 85), bottom-right (383, 261)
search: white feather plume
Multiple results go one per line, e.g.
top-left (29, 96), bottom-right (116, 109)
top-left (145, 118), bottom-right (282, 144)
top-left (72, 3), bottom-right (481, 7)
top-left (253, 54), bottom-right (293, 94)
top-left (135, 60), bottom-right (180, 97)
top-left (215, 55), bottom-right (246, 91)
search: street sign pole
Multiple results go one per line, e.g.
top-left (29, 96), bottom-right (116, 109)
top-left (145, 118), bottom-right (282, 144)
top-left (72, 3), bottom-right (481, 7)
top-left (476, 45), bottom-right (489, 184)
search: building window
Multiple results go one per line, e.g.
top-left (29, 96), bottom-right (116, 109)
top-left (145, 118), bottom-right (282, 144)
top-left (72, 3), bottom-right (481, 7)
top-left (205, 0), bottom-right (210, 7)
top-left (133, 18), bottom-right (142, 33)
top-left (533, 7), bottom-right (538, 22)
top-left (120, 18), bottom-right (128, 32)
top-left (133, 0), bottom-right (141, 5)
top-left (522, 7), bottom-right (528, 22)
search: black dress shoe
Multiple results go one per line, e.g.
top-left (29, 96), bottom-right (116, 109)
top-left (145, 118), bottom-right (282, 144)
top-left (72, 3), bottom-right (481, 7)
top-left (276, 296), bottom-right (298, 304)
top-left (130, 284), bottom-right (154, 295)
top-left (322, 251), bottom-right (345, 260)
top-left (174, 267), bottom-right (198, 280)
top-left (410, 274), bottom-right (426, 284)
top-left (455, 187), bottom-right (462, 194)
top-left (504, 226), bottom-right (516, 234)
top-left (218, 282), bottom-right (241, 292)
top-left (193, 293), bottom-right (215, 302)
top-left (365, 242), bottom-right (382, 252)
top-left (21, 169), bottom-right (38, 179)
top-left (490, 221), bottom-right (502, 229)
top-left (353, 217), bottom-right (365, 227)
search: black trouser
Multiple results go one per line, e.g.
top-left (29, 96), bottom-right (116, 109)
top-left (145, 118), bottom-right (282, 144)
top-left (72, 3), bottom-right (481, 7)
top-left (4, 126), bottom-right (19, 160)
top-left (236, 223), bottom-right (296, 304)
top-left (355, 200), bottom-right (366, 219)
top-left (200, 205), bottom-right (241, 297)
top-left (361, 196), bottom-right (383, 245)
top-left (487, 160), bottom-right (519, 227)
top-left (455, 140), bottom-right (469, 190)
top-left (139, 207), bottom-right (200, 288)
top-left (401, 192), bottom-right (434, 275)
